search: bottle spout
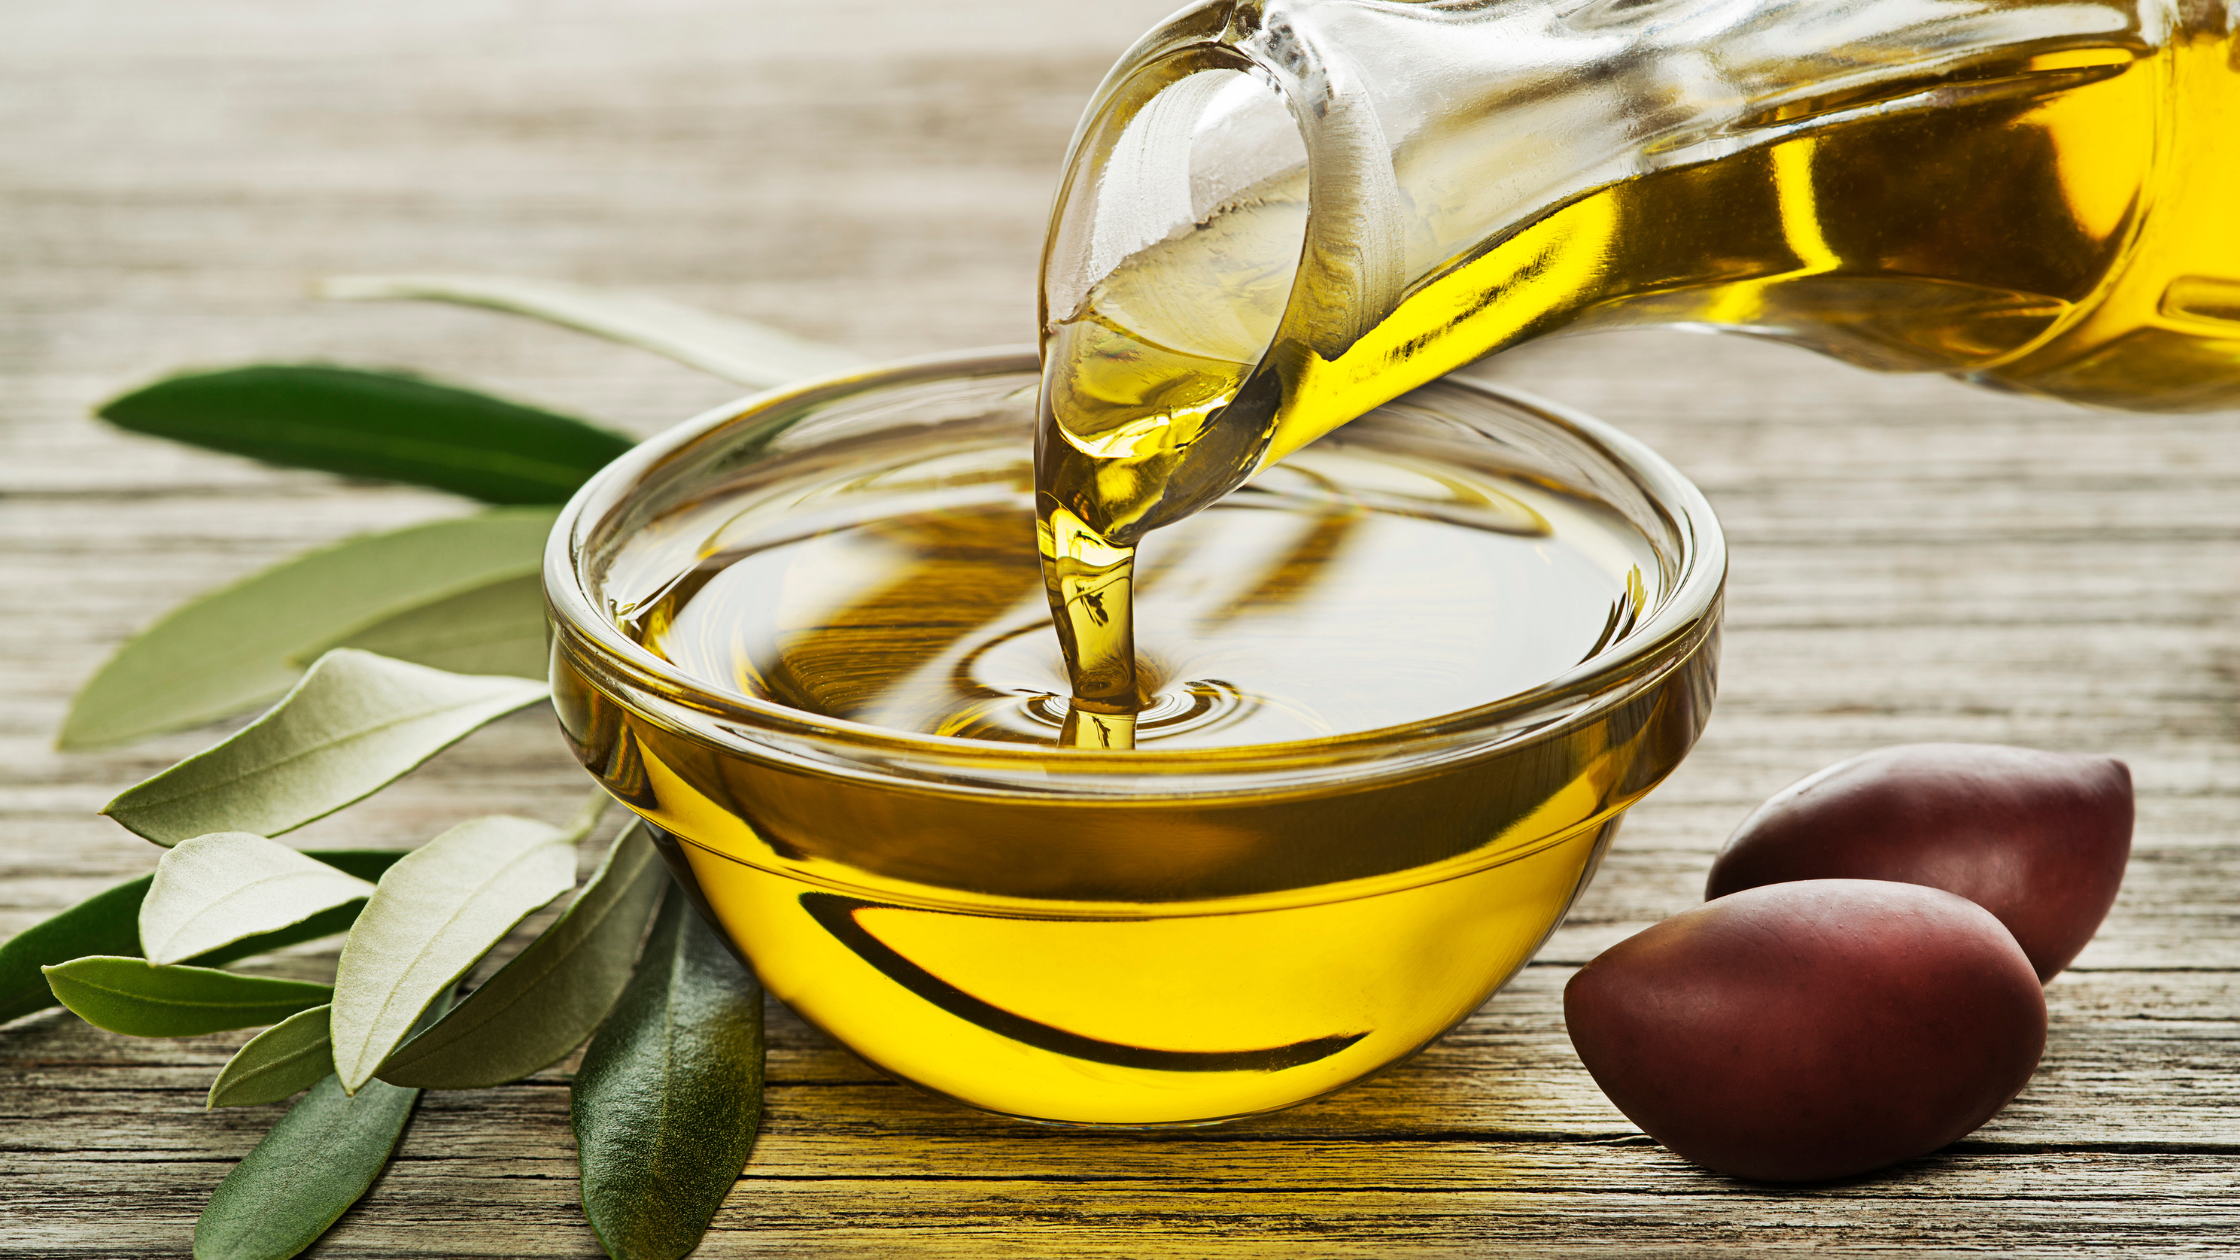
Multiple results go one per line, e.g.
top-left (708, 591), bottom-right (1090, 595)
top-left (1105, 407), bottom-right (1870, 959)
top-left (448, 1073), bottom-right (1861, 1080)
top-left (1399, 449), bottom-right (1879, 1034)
top-left (1035, 44), bottom-right (1304, 541)
top-left (1036, 2), bottom-right (1426, 541)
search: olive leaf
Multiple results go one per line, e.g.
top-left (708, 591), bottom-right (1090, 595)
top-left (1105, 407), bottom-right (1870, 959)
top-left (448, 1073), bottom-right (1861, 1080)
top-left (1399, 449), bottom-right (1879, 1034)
top-left (573, 894), bottom-right (764, 1260)
top-left (194, 1073), bottom-right (418, 1260)
top-left (304, 572), bottom-right (549, 679)
top-left (208, 1005), bottom-right (334, 1108)
top-left (141, 833), bottom-right (379, 966)
top-left (99, 364), bottom-right (633, 505)
top-left (42, 957), bottom-right (331, 1038)
top-left (329, 814), bottom-right (578, 1093)
top-left (58, 508), bottom-right (554, 750)
top-left (102, 650), bottom-right (550, 846)
top-left (320, 274), bottom-right (863, 387)
top-left (195, 991), bottom-right (454, 1260)
top-left (0, 852), bottom-right (405, 1027)
top-left (0, 879), bottom-right (148, 1026)
top-left (181, 850), bottom-right (410, 973)
top-left (378, 822), bottom-right (666, 1089)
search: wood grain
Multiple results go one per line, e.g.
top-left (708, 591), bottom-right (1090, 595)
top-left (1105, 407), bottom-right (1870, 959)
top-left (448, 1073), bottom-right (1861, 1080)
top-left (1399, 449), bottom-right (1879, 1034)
top-left (2, 0), bottom-right (2236, 1256)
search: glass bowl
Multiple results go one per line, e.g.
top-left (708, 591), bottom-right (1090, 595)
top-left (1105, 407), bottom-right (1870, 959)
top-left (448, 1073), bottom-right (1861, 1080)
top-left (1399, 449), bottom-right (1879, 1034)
top-left (545, 348), bottom-right (1723, 1127)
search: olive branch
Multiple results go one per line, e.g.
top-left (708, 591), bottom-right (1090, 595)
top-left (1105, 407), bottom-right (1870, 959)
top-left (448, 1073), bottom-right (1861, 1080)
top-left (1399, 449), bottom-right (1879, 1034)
top-left (0, 277), bottom-right (859, 1260)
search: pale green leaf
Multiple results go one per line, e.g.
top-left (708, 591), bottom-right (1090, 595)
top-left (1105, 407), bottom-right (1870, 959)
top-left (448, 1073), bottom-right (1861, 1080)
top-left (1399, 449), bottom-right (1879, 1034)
top-left (42, 957), bottom-right (331, 1037)
top-left (101, 650), bottom-right (550, 846)
top-left (379, 822), bottom-right (666, 1088)
top-left (573, 894), bottom-right (763, 1260)
top-left (329, 815), bottom-right (576, 1093)
top-left (319, 273), bottom-right (862, 387)
top-left (59, 509), bottom-right (554, 750)
top-left (141, 833), bottom-right (378, 966)
top-left (0, 851), bottom-right (405, 1028)
top-left (301, 573), bottom-right (548, 680)
top-left (208, 1005), bottom-right (333, 1108)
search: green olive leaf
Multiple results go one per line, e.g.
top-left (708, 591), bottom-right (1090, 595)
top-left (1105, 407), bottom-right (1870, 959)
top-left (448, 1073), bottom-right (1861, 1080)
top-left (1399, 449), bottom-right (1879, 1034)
top-left (58, 509), bottom-right (555, 751)
top-left (194, 991), bottom-right (453, 1260)
top-left (101, 650), bottom-right (550, 846)
top-left (301, 572), bottom-right (548, 680)
top-left (0, 851), bottom-right (406, 1027)
top-left (99, 364), bottom-right (633, 505)
top-left (208, 1005), bottom-right (334, 1108)
top-left (320, 274), bottom-right (863, 387)
top-left (329, 815), bottom-right (577, 1093)
top-left (141, 833), bottom-right (380, 966)
top-left (194, 1074), bottom-right (417, 1260)
top-left (0, 879), bottom-right (149, 1026)
top-left (194, 1067), bottom-right (421, 1255)
top-left (42, 957), bottom-right (332, 1038)
top-left (378, 822), bottom-right (666, 1089)
top-left (573, 893), bottom-right (763, 1260)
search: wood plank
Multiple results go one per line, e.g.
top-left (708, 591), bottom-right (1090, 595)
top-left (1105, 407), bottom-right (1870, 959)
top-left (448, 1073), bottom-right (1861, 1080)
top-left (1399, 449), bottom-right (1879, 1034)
top-left (9, 967), bottom-right (2235, 1147)
top-left (2, 0), bottom-right (2235, 1254)
top-left (5, 970), bottom-right (2237, 1256)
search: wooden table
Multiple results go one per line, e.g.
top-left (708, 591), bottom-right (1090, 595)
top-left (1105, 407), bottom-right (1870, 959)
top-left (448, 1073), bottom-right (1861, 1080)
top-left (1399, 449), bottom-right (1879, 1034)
top-left (4, 1), bottom-right (2235, 1254)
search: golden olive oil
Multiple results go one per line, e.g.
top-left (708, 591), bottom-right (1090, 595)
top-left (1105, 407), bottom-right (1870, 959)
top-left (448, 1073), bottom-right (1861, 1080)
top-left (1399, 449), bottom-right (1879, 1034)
top-left (556, 402), bottom-right (1715, 1124)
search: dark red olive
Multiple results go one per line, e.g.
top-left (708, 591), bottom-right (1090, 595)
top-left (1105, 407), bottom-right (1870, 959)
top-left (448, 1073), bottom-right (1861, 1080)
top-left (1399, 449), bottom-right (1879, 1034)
top-left (1565, 879), bottom-right (2046, 1182)
top-left (1705, 744), bottom-right (2131, 980)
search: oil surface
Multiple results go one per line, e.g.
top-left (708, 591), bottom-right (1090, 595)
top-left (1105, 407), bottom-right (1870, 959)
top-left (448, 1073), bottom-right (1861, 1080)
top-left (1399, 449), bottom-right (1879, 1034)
top-left (623, 434), bottom-right (1655, 750)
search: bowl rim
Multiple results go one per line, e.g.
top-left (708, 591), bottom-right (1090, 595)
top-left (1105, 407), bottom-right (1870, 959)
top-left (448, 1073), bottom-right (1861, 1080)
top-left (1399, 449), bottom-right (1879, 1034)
top-left (544, 346), bottom-right (1725, 786)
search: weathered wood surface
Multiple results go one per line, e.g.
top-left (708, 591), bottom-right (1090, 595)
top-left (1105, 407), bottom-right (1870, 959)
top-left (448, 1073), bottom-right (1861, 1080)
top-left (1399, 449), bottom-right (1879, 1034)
top-left (2, 0), bottom-right (2236, 1255)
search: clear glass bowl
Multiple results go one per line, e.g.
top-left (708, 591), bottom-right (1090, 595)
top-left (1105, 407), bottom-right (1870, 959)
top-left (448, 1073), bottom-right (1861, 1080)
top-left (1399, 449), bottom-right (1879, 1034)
top-left (545, 348), bottom-right (1724, 1127)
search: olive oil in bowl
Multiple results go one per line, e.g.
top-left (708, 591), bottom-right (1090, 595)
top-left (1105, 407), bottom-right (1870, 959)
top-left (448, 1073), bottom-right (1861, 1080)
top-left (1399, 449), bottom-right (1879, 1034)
top-left (549, 354), bottom-right (1721, 1125)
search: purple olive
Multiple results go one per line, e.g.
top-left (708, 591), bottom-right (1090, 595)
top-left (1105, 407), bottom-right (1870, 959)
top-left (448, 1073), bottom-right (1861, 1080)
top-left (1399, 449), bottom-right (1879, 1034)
top-left (1565, 879), bottom-right (2046, 1182)
top-left (1706, 744), bottom-right (2131, 981)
